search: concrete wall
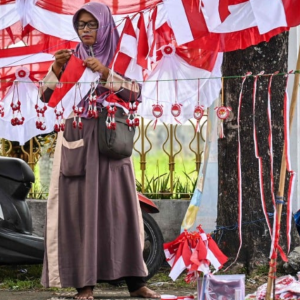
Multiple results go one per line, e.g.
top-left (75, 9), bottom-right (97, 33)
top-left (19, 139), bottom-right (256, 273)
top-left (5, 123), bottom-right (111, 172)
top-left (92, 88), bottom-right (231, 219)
top-left (27, 199), bottom-right (190, 243)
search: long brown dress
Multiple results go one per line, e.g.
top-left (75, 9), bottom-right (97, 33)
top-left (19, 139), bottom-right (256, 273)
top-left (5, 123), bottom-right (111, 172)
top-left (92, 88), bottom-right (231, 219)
top-left (41, 68), bottom-right (147, 288)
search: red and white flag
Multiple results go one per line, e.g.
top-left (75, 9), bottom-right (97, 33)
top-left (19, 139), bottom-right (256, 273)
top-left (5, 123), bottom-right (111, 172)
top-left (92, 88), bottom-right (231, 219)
top-left (110, 16), bottom-right (145, 81)
top-left (48, 55), bottom-right (99, 118)
top-left (166, 238), bottom-right (192, 281)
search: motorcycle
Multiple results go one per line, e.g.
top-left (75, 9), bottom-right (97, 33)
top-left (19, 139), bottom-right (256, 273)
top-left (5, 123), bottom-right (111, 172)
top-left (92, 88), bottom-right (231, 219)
top-left (0, 156), bottom-right (165, 280)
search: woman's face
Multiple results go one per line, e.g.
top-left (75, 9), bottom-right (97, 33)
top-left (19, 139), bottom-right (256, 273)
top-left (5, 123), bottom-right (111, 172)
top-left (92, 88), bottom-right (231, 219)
top-left (76, 11), bottom-right (98, 46)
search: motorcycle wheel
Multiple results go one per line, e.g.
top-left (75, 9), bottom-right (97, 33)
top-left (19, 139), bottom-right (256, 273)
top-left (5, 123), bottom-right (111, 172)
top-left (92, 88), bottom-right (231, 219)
top-left (142, 211), bottom-right (165, 280)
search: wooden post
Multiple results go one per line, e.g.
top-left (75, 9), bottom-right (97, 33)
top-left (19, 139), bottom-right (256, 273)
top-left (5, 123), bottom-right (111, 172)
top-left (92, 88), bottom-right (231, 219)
top-left (265, 45), bottom-right (300, 300)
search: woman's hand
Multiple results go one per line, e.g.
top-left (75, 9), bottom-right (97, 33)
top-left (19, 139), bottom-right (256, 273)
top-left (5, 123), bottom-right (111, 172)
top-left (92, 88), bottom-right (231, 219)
top-left (83, 57), bottom-right (109, 81)
top-left (52, 49), bottom-right (72, 77)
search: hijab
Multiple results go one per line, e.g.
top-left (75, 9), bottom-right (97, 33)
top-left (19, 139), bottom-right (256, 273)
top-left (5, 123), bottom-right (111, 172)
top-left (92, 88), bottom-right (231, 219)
top-left (72, 2), bottom-right (119, 67)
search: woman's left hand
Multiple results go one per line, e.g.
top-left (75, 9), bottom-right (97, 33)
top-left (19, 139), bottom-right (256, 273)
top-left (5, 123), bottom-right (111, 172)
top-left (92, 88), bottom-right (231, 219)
top-left (83, 57), bottom-right (109, 80)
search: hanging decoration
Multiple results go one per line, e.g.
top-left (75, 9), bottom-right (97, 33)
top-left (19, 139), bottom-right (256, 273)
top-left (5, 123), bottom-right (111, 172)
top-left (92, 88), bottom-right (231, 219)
top-left (105, 104), bottom-right (117, 130)
top-left (252, 71), bottom-right (273, 237)
top-left (72, 83), bottom-right (84, 129)
top-left (127, 83), bottom-right (140, 128)
top-left (54, 105), bottom-right (65, 132)
top-left (127, 101), bottom-right (140, 128)
top-left (152, 81), bottom-right (163, 129)
top-left (224, 72), bottom-right (252, 272)
top-left (53, 82), bottom-right (65, 132)
top-left (283, 70), bottom-right (296, 254)
top-left (35, 81), bottom-right (48, 131)
top-left (0, 102), bottom-right (4, 118)
top-left (214, 77), bottom-right (231, 138)
top-left (87, 84), bottom-right (98, 119)
top-left (10, 82), bottom-right (25, 126)
top-left (171, 80), bottom-right (183, 124)
top-left (194, 79), bottom-right (204, 132)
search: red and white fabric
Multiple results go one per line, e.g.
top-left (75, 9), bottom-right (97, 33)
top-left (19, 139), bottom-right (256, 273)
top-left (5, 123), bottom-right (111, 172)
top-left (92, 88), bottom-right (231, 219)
top-left (0, 67), bottom-right (55, 145)
top-left (162, 0), bottom-right (299, 51)
top-left (138, 43), bottom-right (222, 123)
top-left (110, 16), bottom-right (144, 82)
top-left (48, 55), bottom-right (99, 118)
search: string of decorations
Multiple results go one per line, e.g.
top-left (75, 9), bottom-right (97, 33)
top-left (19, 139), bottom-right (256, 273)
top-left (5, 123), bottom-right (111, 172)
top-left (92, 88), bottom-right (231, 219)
top-left (1, 70), bottom-right (300, 84)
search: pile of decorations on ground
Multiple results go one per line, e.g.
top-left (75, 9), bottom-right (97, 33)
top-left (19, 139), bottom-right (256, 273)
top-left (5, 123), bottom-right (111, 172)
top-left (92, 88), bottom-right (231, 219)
top-left (246, 275), bottom-right (300, 300)
top-left (163, 226), bottom-right (300, 300)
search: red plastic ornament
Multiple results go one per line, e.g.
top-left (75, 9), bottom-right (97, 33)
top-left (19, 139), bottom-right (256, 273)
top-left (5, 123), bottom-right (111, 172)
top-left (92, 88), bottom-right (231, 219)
top-left (171, 103), bottom-right (182, 118)
top-left (193, 105), bottom-right (204, 120)
top-left (152, 104), bottom-right (163, 118)
top-left (215, 106), bottom-right (232, 120)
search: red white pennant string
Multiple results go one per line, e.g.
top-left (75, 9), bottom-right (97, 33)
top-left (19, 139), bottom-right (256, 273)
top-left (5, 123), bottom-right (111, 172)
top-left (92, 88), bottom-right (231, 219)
top-left (152, 81), bottom-right (163, 129)
top-left (284, 70), bottom-right (295, 254)
top-left (35, 81), bottom-right (47, 131)
top-left (268, 72), bottom-right (279, 259)
top-left (225, 71), bottom-right (252, 271)
top-left (171, 80), bottom-right (182, 124)
top-left (269, 71), bottom-right (294, 264)
top-left (252, 71), bottom-right (273, 239)
top-left (10, 81), bottom-right (25, 126)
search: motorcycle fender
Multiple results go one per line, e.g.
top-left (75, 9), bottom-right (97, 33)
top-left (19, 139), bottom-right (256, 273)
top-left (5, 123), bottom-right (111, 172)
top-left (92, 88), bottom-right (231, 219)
top-left (138, 193), bottom-right (159, 214)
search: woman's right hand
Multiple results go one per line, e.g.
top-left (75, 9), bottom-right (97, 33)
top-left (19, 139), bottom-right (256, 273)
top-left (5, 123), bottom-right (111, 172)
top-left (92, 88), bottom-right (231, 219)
top-left (52, 49), bottom-right (72, 77)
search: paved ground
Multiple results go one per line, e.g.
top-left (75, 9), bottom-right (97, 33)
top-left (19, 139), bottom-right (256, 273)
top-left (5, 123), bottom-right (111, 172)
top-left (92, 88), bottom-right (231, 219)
top-left (0, 287), bottom-right (197, 300)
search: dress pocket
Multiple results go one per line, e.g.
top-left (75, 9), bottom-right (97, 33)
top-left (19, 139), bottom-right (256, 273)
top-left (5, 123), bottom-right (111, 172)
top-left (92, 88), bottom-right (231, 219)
top-left (61, 137), bottom-right (86, 177)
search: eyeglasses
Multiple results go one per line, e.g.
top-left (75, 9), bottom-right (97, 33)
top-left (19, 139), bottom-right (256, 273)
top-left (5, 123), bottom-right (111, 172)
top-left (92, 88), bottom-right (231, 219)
top-left (75, 21), bottom-right (98, 30)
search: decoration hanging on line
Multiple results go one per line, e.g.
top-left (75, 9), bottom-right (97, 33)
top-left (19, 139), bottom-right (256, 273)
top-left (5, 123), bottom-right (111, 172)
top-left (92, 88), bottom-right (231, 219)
top-left (127, 101), bottom-right (140, 128)
top-left (35, 81), bottom-right (47, 131)
top-left (106, 104), bottom-right (117, 130)
top-left (105, 83), bottom-right (117, 130)
top-left (224, 72), bottom-right (252, 272)
top-left (0, 102), bottom-right (4, 118)
top-left (127, 82), bottom-right (140, 128)
top-left (72, 83), bottom-right (84, 129)
top-left (282, 70), bottom-right (295, 254)
top-left (54, 83), bottom-right (65, 132)
top-left (152, 81), bottom-right (163, 129)
top-left (194, 79), bottom-right (204, 132)
top-left (87, 83), bottom-right (98, 119)
top-left (215, 77), bottom-right (232, 138)
top-left (10, 81), bottom-right (24, 126)
top-left (171, 80), bottom-right (182, 124)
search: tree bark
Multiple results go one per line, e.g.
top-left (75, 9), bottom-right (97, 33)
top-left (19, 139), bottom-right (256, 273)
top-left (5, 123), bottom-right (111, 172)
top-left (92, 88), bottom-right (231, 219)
top-left (217, 31), bottom-right (299, 272)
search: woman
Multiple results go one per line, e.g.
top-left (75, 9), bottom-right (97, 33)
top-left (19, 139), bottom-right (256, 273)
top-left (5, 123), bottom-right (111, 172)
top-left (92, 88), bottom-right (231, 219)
top-left (41, 3), bottom-right (160, 300)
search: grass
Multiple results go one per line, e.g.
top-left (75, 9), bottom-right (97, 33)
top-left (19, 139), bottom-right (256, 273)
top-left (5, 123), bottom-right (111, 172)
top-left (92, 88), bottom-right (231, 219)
top-left (0, 264), bottom-right (191, 292)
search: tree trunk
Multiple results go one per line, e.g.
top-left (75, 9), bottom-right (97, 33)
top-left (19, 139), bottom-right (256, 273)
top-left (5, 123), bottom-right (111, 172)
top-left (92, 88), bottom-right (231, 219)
top-left (217, 31), bottom-right (299, 272)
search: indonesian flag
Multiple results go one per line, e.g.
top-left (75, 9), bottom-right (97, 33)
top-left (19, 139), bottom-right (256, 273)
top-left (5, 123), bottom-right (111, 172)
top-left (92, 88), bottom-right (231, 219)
top-left (166, 238), bottom-right (192, 281)
top-left (48, 55), bottom-right (99, 118)
top-left (110, 16), bottom-right (145, 81)
top-left (163, 0), bottom-right (299, 51)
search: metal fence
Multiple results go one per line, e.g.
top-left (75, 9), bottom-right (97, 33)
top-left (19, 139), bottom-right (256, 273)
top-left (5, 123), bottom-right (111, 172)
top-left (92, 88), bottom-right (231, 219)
top-left (0, 116), bottom-right (207, 199)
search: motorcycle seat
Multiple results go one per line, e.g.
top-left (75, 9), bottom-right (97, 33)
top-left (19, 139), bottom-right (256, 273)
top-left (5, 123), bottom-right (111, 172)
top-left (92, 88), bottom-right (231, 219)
top-left (0, 157), bottom-right (35, 183)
